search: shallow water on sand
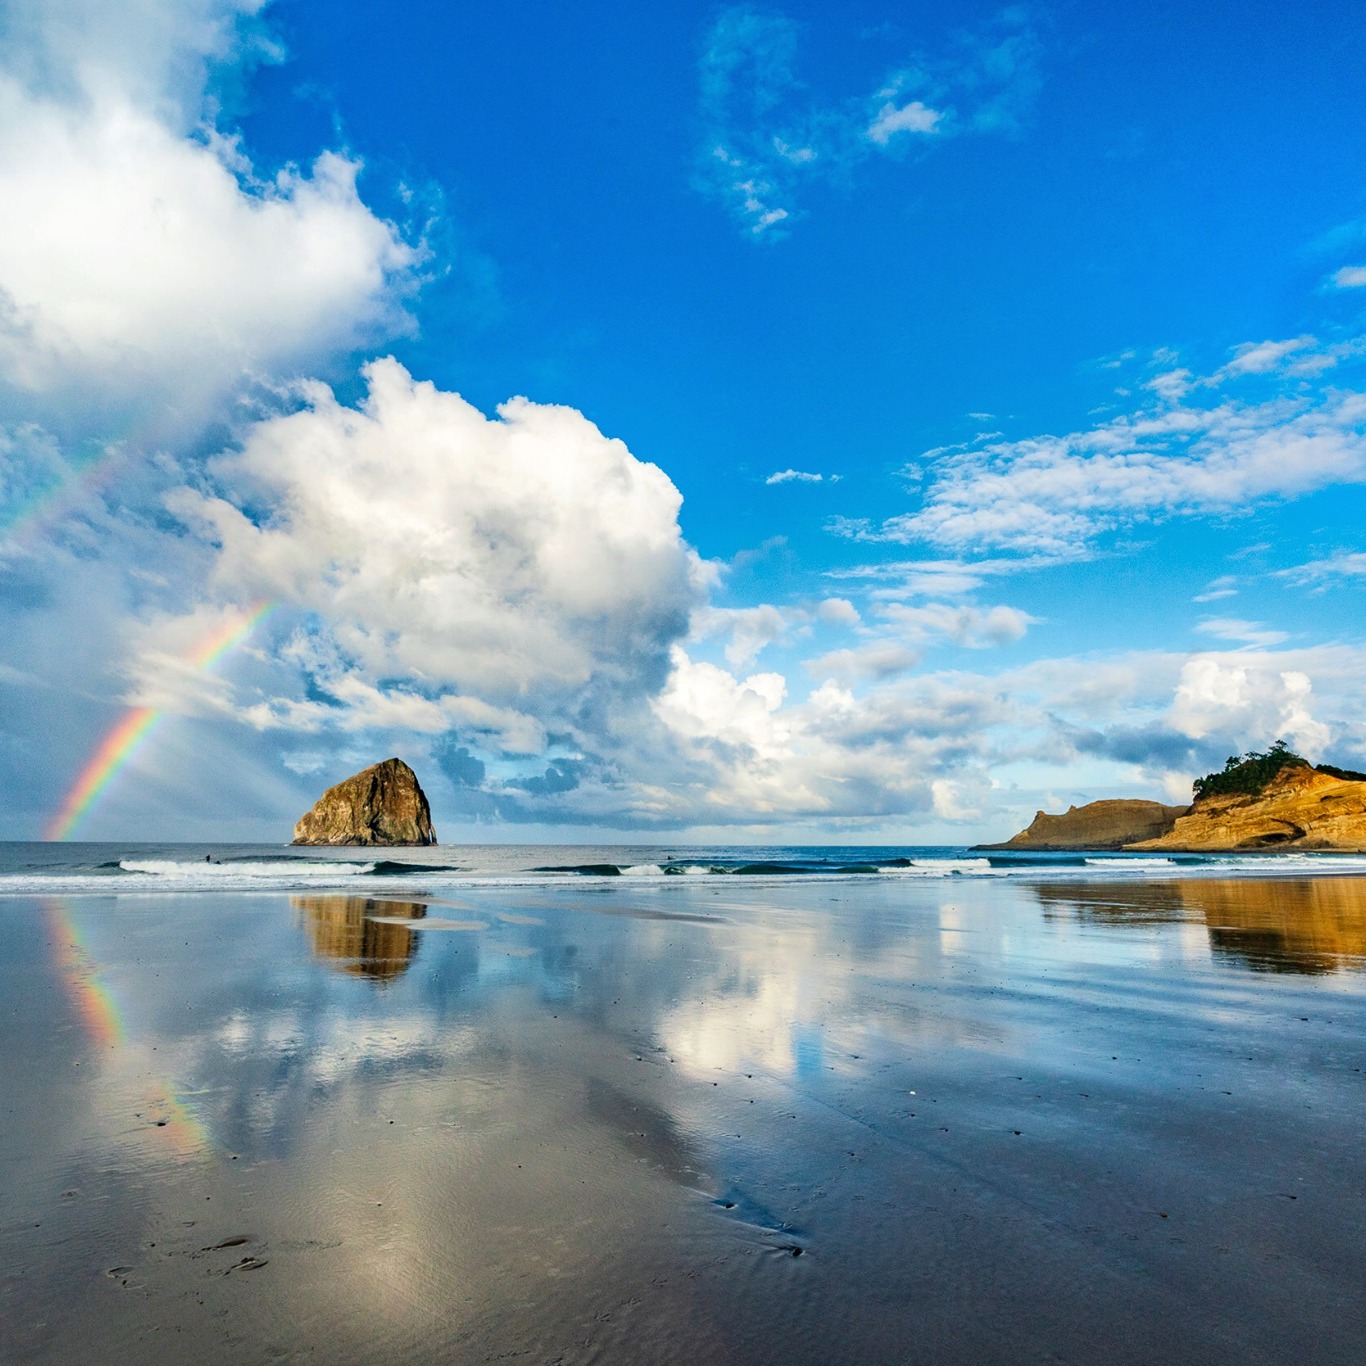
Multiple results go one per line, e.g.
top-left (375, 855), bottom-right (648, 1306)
top-left (2, 875), bottom-right (1364, 1363)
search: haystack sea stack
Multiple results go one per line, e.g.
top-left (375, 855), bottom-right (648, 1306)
top-left (292, 758), bottom-right (437, 846)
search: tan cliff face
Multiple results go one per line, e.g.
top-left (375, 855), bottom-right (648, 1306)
top-left (1130, 764), bottom-right (1366, 852)
top-left (981, 799), bottom-right (1189, 850)
top-left (292, 758), bottom-right (437, 846)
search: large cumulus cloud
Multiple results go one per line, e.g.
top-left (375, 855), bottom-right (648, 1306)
top-left (170, 358), bottom-right (711, 756)
top-left (0, 0), bottom-right (414, 436)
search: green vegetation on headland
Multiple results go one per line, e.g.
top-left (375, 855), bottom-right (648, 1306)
top-left (986, 741), bottom-right (1366, 852)
top-left (1192, 740), bottom-right (1366, 802)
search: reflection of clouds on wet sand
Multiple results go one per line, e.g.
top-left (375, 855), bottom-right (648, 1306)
top-left (8, 879), bottom-right (1366, 1363)
top-left (1033, 877), bottom-right (1366, 975)
top-left (662, 918), bottom-right (824, 1079)
top-left (659, 891), bottom-right (1015, 1082)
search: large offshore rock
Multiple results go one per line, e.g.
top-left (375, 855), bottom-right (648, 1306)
top-left (1130, 764), bottom-right (1366, 852)
top-left (980, 799), bottom-right (1189, 851)
top-left (292, 758), bottom-right (437, 846)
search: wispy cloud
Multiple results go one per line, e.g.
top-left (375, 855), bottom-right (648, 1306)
top-left (826, 554), bottom-right (1054, 598)
top-left (1278, 550), bottom-right (1366, 587)
top-left (1191, 575), bottom-right (1238, 602)
top-left (803, 643), bottom-right (920, 685)
top-left (881, 601), bottom-right (1035, 648)
top-left (866, 99), bottom-right (942, 144)
top-left (695, 6), bottom-right (1042, 237)
top-left (840, 335), bottom-right (1366, 559)
top-left (766, 467), bottom-right (839, 484)
top-left (1332, 265), bottom-right (1366, 289)
top-left (691, 603), bottom-right (802, 669)
top-left (1195, 618), bottom-right (1289, 648)
top-left (1216, 335), bottom-right (1318, 378)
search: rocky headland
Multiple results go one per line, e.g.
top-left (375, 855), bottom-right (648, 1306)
top-left (292, 758), bottom-right (437, 846)
top-left (1132, 764), bottom-right (1366, 852)
top-left (979, 798), bottom-right (1189, 851)
top-left (985, 744), bottom-right (1366, 853)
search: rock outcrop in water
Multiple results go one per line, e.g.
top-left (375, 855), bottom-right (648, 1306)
top-left (292, 758), bottom-right (437, 846)
top-left (978, 799), bottom-right (1189, 851)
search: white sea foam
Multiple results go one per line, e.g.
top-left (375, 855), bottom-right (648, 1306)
top-left (120, 859), bottom-right (376, 878)
top-left (1084, 857), bottom-right (1174, 867)
top-left (888, 858), bottom-right (996, 876)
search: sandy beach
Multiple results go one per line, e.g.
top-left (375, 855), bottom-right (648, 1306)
top-left (2, 864), bottom-right (1364, 1363)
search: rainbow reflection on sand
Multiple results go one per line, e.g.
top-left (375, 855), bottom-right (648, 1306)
top-left (43, 898), bottom-right (210, 1157)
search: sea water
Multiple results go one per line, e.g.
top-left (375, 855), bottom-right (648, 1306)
top-left (4, 839), bottom-right (1366, 898)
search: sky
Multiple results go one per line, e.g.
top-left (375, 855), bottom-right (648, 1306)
top-left (3, 0), bottom-right (1366, 845)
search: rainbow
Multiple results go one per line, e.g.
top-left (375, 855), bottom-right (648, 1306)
top-left (44, 898), bottom-right (210, 1157)
top-left (1, 442), bottom-right (126, 549)
top-left (45, 601), bottom-right (274, 841)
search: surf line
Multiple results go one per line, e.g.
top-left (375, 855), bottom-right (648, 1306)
top-left (44, 897), bottom-right (210, 1157)
top-left (45, 601), bottom-right (274, 841)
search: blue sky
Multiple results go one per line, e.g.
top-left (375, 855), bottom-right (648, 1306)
top-left (3, 0), bottom-right (1366, 843)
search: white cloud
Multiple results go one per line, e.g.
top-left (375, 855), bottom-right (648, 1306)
top-left (651, 647), bottom-right (949, 820)
top-left (1170, 658), bottom-right (1330, 756)
top-left (1195, 618), bottom-right (1289, 648)
top-left (0, 0), bottom-right (415, 433)
top-left (1217, 336), bottom-right (1316, 377)
top-left (857, 338), bottom-right (1366, 557)
top-left (121, 602), bottom-right (268, 715)
top-left (1, 0), bottom-right (274, 114)
top-left (930, 777), bottom-right (978, 822)
top-left (1278, 550), bottom-right (1366, 586)
top-left (881, 601), bottom-right (1034, 648)
top-left (1332, 266), bottom-right (1366, 289)
top-left (643, 637), bottom-right (1366, 834)
top-left (1192, 575), bottom-right (1238, 603)
top-left (804, 643), bottom-right (919, 685)
top-left (866, 99), bottom-right (942, 144)
top-left (766, 468), bottom-right (834, 484)
top-left (816, 596), bottom-right (860, 626)
top-left (170, 357), bottom-right (708, 755)
top-left (691, 603), bottom-right (796, 669)
top-left (827, 556), bottom-right (1037, 598)
top-left (694, 6), bottom-right (1040, 236)
top-left (656, 648), bottom-right (787, 752)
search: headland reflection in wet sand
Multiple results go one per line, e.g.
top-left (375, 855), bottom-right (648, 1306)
top-left (1034, 875), bottom-right (1366, 974)
top-left (2, 873), bottom-right (1364, 1363)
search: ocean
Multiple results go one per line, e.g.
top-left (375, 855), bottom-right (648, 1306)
top-left (2, 845), bottom-right (1364, 1361)
top-left (5, 838), bottom-right (1366, 897)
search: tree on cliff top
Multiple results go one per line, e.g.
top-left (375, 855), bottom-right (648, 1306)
top-left (1192, 742), bottom-right (1366, 800)
top-left (1192, 741), bottom-right (1308, 801)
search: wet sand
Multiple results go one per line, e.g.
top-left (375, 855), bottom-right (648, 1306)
top-left (2, 875), bottom-right (1365, 1363)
